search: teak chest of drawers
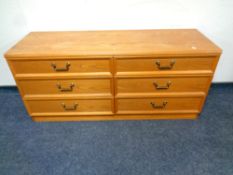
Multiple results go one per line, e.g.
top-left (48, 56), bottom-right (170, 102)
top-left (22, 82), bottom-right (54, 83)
top-left (4, 29), bottom-right (222, 122)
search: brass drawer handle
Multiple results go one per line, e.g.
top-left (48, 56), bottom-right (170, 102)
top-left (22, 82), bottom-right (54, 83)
top-left (57, 83), bottom-right (75, 92)
top-left (61, 103), bottom-right (78, 111)
top-left (153, 81), bottom-right (171, 90)
top-left (51, 62), bottom-right (71, 71)
top-left (150, 101), bottom-right (167, 109)
top-left (155, 60), bottom-right (175, 70)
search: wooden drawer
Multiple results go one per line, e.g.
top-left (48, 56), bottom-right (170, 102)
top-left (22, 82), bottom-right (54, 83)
top-left (116, 57), bottom-right (215, 72)
top-left (18, 78), bottom-right (112, 96)
top-left (116, 97), bottom-right (203, 114)
top-left (11, 59), bottom-right (110, 74)
top-left (26, 99), bottom-right (113, 115)
top-left (116, 77), bottom-right (210, 94)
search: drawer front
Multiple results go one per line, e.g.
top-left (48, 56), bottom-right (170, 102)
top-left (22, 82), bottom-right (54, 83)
top-left (11, 59), bottom-right (110, 74)
top-left (27, 99), bottom-right (113, 114)
top-left (18, 79), bottom-right (111, 95)
top-left (116, 57), bottom-right (215, 72)
top-left (117, 77), bottom-right (210, 94)
top-left (117, 97), bottom-right (203, 114)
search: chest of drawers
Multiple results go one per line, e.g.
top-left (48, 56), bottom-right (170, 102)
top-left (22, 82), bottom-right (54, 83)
top-left (4, 29), bottom-right (221, 122)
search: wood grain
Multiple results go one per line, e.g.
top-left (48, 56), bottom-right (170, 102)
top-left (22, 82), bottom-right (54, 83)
top-left (10, 59), bottom-right (111, 74)
top-left (116, 77), bottom-right (211, 94)
top-left (18, 78), bottom-right (112, 96)
top-left (26, 99), bottom-right (113, 114)
top-left (116, 96), bottom-right (203, 114)
top-left (5, 29), bottom-right (221, 59)
top-left (4, 29), bottom-right (222, 121)
top-left (116, 57), bottom-right (216, 72)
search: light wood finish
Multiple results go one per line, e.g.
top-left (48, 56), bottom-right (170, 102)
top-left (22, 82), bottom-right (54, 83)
top-left (10, 59), bottom-right (110, 74)
top-left (116, 96), bottom-right (203, 114)
top-left (116, 57), bottom-right (215, 73)
top-left (18, 78), bottom-right (112, 96)
top-left (26, 99), bottom-right (113, 115)
top-left (4, 29), bottom-right (222, 121)
top-left (116, 76), bottom-right (211, 94)
top-left (5, 29), bottom-right (221, 58)
top-left (115, 71), bottom-right (213, 78)
top-left (32, 114), bottom-right (198, 122)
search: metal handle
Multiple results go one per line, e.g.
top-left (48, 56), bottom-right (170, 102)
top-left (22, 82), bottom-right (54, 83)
top-left (153, 81), bottom-right (171, 90)
top-left (155, 60), bottom-right (175, 70)
top-left (150, 101), bottom-right (167, 109)
top-left (61, 103), bottom-right (78, 111)
top-left (57, 83), bottom-right (75, 92)
top-left (51, 62), bottom-right (70, 71)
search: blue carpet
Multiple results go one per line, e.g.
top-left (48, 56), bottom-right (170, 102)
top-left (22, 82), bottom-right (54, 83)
top-left (0, 84), bottom-right (233, 175)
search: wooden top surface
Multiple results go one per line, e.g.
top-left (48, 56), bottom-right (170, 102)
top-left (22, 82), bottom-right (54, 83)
top-left (5, 29), bottom-right (222, 59)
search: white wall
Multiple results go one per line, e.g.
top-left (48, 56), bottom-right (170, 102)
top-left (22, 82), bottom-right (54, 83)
top-left (1, 0), bottom-right (233, 85)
